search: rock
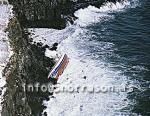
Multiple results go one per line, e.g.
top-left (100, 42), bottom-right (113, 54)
top-left (53, 43), bottom-right (58, 47)
top-left (36, 42), bottom-right (43, 47)
top-left (8, 0), bottom-right (121, 29)
top-left (83, 76), bottom-right (86, 79)
top-left (50, 42), bottom-right (58, 51)
top-left (0, 89), bottom-right (2, 95)
top-left (1, 18), bottom-right (55, 116)
top-left (80, 105), bottom-right (83, 111)
top-left (43, 112), bottom-right (47, 116)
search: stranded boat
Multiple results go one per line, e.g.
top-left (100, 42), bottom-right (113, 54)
top-left (48, 54), bottom-right (69, 80)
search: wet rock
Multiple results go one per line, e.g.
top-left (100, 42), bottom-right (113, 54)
top-left (83, 76), bottom-right (87, 79)
top-left (50, 42), bottom-right (58, 51)
top-left (36, 42), bottom-right (43, 47)
top-left (43, 112), bottom-right (47, 116)
top-left (0, 89), bottom-right (2, 95)
top-left (80, 105), bottom-right (83, 111)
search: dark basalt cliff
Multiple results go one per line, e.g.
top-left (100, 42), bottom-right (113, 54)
top-left (1, 18), bottom-right (54, 116)
top-left (2, 0), bottom-right (121, 116)
top-left (8, 0), bottom-right (121, 29)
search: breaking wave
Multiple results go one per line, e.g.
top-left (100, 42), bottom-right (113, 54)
top-left (74, 0), bottom-right (139, 26)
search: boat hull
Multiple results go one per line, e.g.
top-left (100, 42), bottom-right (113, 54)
top-left (48, 54), bottom-right (69, 80)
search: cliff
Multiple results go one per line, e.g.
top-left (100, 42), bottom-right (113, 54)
top-left (8, 0), bottom-right (121, 29)
top-left (1, 17), bottom-right (54, 116)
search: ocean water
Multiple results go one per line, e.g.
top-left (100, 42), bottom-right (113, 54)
top-left (42, 0), bottom-right (150, 115)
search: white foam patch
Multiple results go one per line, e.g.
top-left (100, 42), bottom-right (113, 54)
top-left (28, 27), bottom-right (75, 47)
top-left (0, 4), bottom-right (13, 115)
top-left (45, 49), bottom-right (60, 61)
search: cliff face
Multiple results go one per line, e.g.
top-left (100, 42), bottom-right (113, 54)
top-left (8, 0), bottom-right (121, 29)
top-left (2, 18), bottom-right (54, 116)
top-left (8, 0), bottom-right (66, 29)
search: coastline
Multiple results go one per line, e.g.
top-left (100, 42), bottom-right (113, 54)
top-left (1, 0), bottom-right (144, 116)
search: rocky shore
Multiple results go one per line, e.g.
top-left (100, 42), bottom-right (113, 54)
top-left (8, 0), bottom-right (121, 29)
top-left (1, 0), bottom-right (121, 115)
